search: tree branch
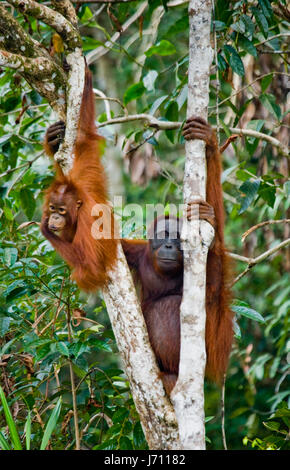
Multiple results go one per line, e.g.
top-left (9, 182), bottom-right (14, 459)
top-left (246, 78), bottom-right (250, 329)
top-left (53, 50), bottom-right (86, 173)
top-left (242, 219), bottom-right (290, 242)
top-left (230, 127), bottom-right (289, 156)
top-left (230, 239), bottom-right (290, 286)
top-left (97, 113), bottom-right (289, 156)
top-left (272, 1), bottom-right (290, 21)
top-left (51, 0), bottom-right (79, 27)
top-left (0, 2), bottom-right (68, 113)
top-left (255, 32), bottom-right (290, 47)
top-left (0, 50), bottom-right (66, 114)
top-left (7, 0), bottom-right (81, 50)
top-left (0, 4), bottom-right (46, 57)
top-left (213, 72), bottom-right (290, 109)
top-left (86, 1), bottom-right (148, 64)
top-left (98, 113), bottom-right (180, 130)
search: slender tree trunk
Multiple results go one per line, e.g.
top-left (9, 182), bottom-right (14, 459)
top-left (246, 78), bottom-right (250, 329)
top-left (103, 246), bottom-right (180, 450)
top-left (0, 1), bottom-right (216, 450)
top-left (171, 0), bottom-right (214, 450)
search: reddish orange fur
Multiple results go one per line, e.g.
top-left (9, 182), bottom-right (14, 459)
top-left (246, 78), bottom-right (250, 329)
top-left (204, 140), bottom-right (233, 384)
top-left (121, 132), bottom-right (233, 392)
top-left (41, 68), bottom-right (117, 291)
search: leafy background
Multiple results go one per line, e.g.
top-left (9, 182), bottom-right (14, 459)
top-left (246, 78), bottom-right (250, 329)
top-left (0, 0), bottom-right (289, 450)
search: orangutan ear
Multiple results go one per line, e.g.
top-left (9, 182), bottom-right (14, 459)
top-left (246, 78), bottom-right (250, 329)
top-left (76, 200), bottom-right (82, 208)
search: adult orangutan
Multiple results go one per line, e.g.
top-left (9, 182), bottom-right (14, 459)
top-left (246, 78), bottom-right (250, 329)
top-left (121, 117), bottom-right (233, 394)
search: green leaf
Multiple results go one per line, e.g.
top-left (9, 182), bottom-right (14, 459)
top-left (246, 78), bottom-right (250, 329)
top-left (224, 45), bottom-right (244, 77)
top-left (94, 438), bottom-right (118, 450)
top-left (241, 15), bottom-right (255, 39)
top-left (56, 341), bottom-right (70, 357)
top-left (3, 206), bottom-right (14, 221)
top-left (3, 247), bottom-right (18, 267)
top-left (2, 97), bottom-right (20, 112)
top-left (260, 93), bottom-right (281, 120)
top-left (0, 386), bottom-right (22, 450)
top-left (0, 134), bottom-right (13, 146)
top-left (24, 412), bottom-right (31, 450)
top-left (20, 115), bottom-right (42, 133)
top-left (124, 82), bottom-right (145, 105)
top-left (0, 431), bottom-right (11, 450)
top-left (133, 421), bottom-right (146, 449)
top-left (238, 179), bottom-right (261, 213)
top-left (232, 305), bottom-right (265, 323)
top-left (143, 70), bottom-right (158, 92)
top-left (231, 20), bottom-right (246, 34)
top-left (247, 119), bottom-right (265, 134)
top-left (6, 286), bottom-right (37, 302)
top-left (89, 338), bottom-right (112, 352)
top-left (258, 0), bottom-right (273, 19)
top-left (165, 100), bottom-right (178, 121)
top-left (245, 120), bottom-right (265, 154)
top-left (229, 50), bottom-right (245, 77)
top-left (150, 95), bottom-right (168, 115)
top-left (263, 421), bottom-right (280, 432)
top-left (145, 40), bottom-right (176, 57)
top-left (72, 363), bottom-right (87, 380)
top-left (20, 188), bottom-right (36, 219)
top-left (238, 36), bottom-right (257, 57)
top-left (217, 53), bottom-right (228, 72)
top-left (82, 37), bottom-right (103, 52)
top-left (284, 181), bottom-right (290, 197)
top-left (230, 407), bottom-right (249, 419)
top-left (205, 416), bottom-right (214, 423)
top-left (0, 317), bottom-right (11, 336)
top-left (80, 6), bottom-right (93, 21)
top-left (165, 101), bottom-right (178, 143)
top-left (214, 20), bottom-right (226, 31)
top-left (119, 436), bottom-right (133, 450)
top-left (176, 86), bottom-right (188, 111)
top-left (261, 74), bottom-right (273, 93)
top-left (28, 89), bottom-right (42, 105)
top-left (233, 319), bottom-right (241, 340)
top-left (252, 6), bottom-right (268, 38)
top-left (40, 398), bottom-right (62, 450)
top-left (222, 163), bottom-right (240, 184)
top-left (259, 186), bottom-right (276, 208)
top-left (112, 407), bottom-right (129, 423)
top-left (167, 16), bottom-right (189, 35)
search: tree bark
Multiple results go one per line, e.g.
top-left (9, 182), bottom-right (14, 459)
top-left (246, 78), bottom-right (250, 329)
top-left (0, 1), bottom-right (179, 449)
top-left (103, 246), bottom-right (180, 450)
top-left (171, 0), bottom-right (214, 450)
top-left (0, 0), bottom-right (217, 450)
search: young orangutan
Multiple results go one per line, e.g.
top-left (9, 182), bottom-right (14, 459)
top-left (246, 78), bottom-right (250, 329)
top-left (41, 68), bottom-right (117, 291)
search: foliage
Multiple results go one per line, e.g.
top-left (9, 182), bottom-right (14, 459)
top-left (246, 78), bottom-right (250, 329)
top-left (0, 0), bottom-right (289, 450)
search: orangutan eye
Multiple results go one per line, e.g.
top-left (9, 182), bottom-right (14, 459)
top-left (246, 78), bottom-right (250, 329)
top-left (49, 204), bottom-right (55, 212)
top-left (58, 207), bottom-right (67, 215)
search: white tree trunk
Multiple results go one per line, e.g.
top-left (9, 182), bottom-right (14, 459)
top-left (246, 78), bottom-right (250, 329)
top-left (103, 245), bottom-right (180, 450)
top-left (171, 0), bottom-right (214, 450)
top-left (61, 58), bottom-right (180, 449)
top-left (0, 1), bottom-right (180, 450)
top-left (54, 49), bottom-right (85, 175)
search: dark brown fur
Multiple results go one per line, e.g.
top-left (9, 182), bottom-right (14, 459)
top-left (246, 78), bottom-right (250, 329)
top-left (121, 118), bottom-right (233, 393)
